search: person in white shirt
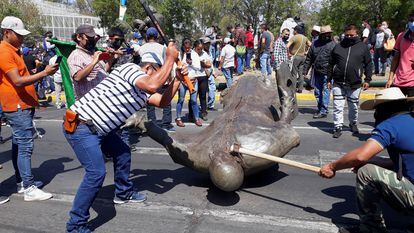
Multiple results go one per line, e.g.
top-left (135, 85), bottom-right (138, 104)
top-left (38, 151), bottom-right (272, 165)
top-left (280, 15), bottom-right (297, 40)
top-left (218, 38), bottom-right (236, 88)
top-left (49, 55), bottom-right (65, 109)
top-left (175, 38), bottom-right (202, 127)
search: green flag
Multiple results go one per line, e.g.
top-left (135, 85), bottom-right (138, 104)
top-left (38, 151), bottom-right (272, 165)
top-left (49, 39), bottom-right (76, 108)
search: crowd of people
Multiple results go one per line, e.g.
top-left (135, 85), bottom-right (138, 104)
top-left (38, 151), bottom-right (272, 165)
top-left (0, 9), bottom-right (413, 233)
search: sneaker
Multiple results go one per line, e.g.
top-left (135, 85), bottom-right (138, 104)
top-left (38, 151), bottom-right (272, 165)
top-left (24, 185), bottom-right (52, 201)
top-left (349, 123), bottom-right (359, 135)
top-left (333, 127), bottom-right (342, 138)
top-left (130, 145), bottom-right (137, 152)
top-left (0, 195), bottom-right (9, 205)
top-left (313, 113), bottom-right (327, 119)
top-left (113, 191), bottom-right (147, 204)
top-left (17, 181), bottom-right (44, 194)
top-left (200, 112), bottom-right (208, 121)
top-left (67, 225), bottom-right (92, 233)
top-left (0, 164), bottom-right (2, 169)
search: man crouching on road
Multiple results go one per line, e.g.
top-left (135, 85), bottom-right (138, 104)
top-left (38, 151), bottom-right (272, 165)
top-left (63, 42), bottom-right (187, 233)
top-left (319, 87), bottom-right (414, 233)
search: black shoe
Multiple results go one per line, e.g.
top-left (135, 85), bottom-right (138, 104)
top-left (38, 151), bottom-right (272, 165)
top-left (297, 89), bottom-right (303, 93)
top-left (207, 107), bottom-right (218, 111)
top-left (333, 127), bottom-right (342, 138)
top-left (200, 112), bottom-right (208, 121)
top-left (349, 123), bottom-right (359, 135)
top-left (313, 113), bottom-right (327, 119)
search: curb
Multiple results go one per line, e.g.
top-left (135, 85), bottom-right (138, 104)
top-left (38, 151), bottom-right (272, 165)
top-left (46, 93), bottom-right (377, 103)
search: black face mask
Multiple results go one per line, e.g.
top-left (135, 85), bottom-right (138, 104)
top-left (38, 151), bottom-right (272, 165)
top-left (85, 37), bottom-right (96, 52)
top-left (282, 36), bottom-right (289, 42)
top-left (342, 36), bottom-right (360, 46)
top-left (109, 38), bottom-right (124, 50)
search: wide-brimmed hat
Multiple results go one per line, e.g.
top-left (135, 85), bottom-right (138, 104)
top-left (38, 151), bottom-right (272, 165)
top-left (360, 87), bottom-right (414, 110)
top-left (320, 25), bottom-right (333, 34)
top-left (1, 16), bottom-right (31, 36)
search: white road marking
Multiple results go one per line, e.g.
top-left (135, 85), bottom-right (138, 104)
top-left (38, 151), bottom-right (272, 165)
top-left (12, 192), bottom-right (339, 232)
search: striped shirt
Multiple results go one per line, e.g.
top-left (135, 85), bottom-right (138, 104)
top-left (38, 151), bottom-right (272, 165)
top-left (67, 46), bottom-right (108, 99)
top-left (70, 63), bottom-right (149, 135)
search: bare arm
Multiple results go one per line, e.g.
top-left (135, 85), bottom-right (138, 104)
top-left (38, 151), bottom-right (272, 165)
top-left (218, 56), bottom-right (224, 69)
top-left (386, 51), bottom-right (400, 88)
top-left (73, 51), bottom-right (102, 82)
top-left (319, 140), bottom-right (383, 178)
top-left (6, 64), bottom-right (58, 87)
top-left (148, 66), bottom-right (188, 108)
top-left (135, 43), bottom-right (179, 94)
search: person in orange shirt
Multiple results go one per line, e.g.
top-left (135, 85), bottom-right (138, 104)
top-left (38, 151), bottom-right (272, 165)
top-left (0, 16), bottom-right (58, 202)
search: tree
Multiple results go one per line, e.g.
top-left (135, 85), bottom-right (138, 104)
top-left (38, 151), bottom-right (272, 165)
top-left (319, 0), bottom-right (413, 35)
top-left (0, 0), bottom-right (44, 38)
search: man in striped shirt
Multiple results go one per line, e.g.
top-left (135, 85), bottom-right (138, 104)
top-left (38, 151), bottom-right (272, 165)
top-left (64, 43), bottom-right (187, 233)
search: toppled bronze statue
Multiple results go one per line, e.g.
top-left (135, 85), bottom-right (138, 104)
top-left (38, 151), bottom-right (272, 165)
top-left (124, 62), bottom-right (300, 191)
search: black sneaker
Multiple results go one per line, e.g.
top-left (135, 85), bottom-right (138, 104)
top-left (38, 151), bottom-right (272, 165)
top-left (333, 127), bottom-right (342, 138)
top-left (313, 113), bottom-right (327, 119)
top-left (349, 123), bottom-right (359, 135)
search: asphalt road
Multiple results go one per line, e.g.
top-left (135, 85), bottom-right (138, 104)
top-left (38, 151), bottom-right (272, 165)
top-left (0, 102), bottom-right (412, 233)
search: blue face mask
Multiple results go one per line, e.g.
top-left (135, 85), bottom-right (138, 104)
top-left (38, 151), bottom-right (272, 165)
top-left (408, 21), bottom-right (414, 32)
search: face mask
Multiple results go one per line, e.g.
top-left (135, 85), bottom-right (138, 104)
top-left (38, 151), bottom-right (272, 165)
top-left (138, 39), bottom-right (143, 46)
top-left (85, 37), bottom-right (96, 52)
top-left (343, 36), bottom-right (359, 45)
top-left (283, 36), bottom-right (289, 41)
top-left (408, 21), bottom-right (414, 32)
top-left (110, 39), bottom-right (123, 50)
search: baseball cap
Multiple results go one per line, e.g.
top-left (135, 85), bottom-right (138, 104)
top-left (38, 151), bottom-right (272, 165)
top-left (146, 27), bottom-right (158, 38)
top-left (75, 24), bottom-right (97, 37)
top-left (223, 38), bottom-right (231, 44)
top-left (141, 52), bottom-right (164, 66)
top-left (1, 16), bottom-right (31, 36)
top-left (133, 32), bottom-right (143, 39)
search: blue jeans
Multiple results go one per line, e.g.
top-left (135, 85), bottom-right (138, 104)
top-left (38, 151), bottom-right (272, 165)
top-left (176, 82), bottom-right (199, 120)
top-left (245, 48), bottom-right (254, 69)
top-left (64, 124), bottom-right (134, 231)
top-left (236, 54), bottom-right (245, 74)
top-left (4, 108), bottom-right (35, 188)
top-left (207, 74), bottom-right (216, 108)
top-left (313, 74), bottom-right (330, 115)
top-left (147, 104), bottom-right (172, 127)
top-left (260, 52), bottom-right (272, 76)
top-left (221, 67), bottom-right (234, 88)
top-left (209, 45), bottom-right (217, 67)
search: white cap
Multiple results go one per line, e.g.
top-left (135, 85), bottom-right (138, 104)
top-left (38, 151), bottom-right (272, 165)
top-left (1, 16), bottom-right (31, 36)
top-left (141, 52), bottom-right (164, 66)
top-left (223, 37), bottom-right (231, 44)
top-left (312, 25), bottom-right (321, 33)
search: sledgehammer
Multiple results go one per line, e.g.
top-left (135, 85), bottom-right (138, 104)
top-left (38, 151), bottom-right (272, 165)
top-left (230, 143), bottom-right (320, 173)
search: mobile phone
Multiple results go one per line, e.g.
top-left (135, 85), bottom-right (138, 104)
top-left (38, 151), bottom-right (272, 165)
top-left (99, 52), bottom-right (111, 61)
top-left (186, 52), bottom-right (191, 60)
top-left (55, 56), bottom-right (63, 64)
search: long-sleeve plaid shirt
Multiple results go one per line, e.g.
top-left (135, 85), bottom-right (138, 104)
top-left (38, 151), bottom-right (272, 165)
top-left (273, 37), bottom-right (289, 70)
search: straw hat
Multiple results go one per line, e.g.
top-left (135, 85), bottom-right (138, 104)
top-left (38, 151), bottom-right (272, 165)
top-left (320, 25), bottom-right (333, 34)
top-left (360, 87), bottom-right (414, 110)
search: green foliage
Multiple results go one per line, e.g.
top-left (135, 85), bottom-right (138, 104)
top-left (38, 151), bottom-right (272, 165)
top-left (91, 0), bottom-right (119, 28)
top-left (319, 0), bottom-right (414, 35)
top-left (0, 0), bottom-right (44, 40)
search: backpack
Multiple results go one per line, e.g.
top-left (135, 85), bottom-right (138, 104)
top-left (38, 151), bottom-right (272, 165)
top-left (236, 45), bottom-right (246, 56)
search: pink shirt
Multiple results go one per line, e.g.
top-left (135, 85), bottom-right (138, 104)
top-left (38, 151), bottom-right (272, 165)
top-left (393, 31), bottom-right (414, 87)
top-left (68, 46), bottom-right (108, 99)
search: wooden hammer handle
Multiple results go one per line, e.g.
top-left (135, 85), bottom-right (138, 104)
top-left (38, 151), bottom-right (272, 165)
top-left (230, 145), bottom-right (321, 173)
top-left (176, 60), bottom-right (195, 94)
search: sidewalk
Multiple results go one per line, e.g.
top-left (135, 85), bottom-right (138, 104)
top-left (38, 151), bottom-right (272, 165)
top-left (46, 71), bottom-right (385, 103)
